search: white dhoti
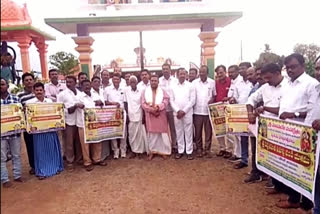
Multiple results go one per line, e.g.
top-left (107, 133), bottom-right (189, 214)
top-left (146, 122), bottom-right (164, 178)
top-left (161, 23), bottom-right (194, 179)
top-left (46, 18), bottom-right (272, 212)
top-left (227, 135), bottom-right (241, 158)
top-left (128, 121), bottom-right (147, 154)
top-left (148, 133), bottom-right (171, 155)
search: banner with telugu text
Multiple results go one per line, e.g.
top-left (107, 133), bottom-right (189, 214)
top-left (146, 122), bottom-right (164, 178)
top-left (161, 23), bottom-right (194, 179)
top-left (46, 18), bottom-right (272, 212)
top-left (225, 104), bottom-right (251, 136)
top-left (208, 102), bottom-right (227, 137)
top-left (256, 115), bottom-right (319, 201)
top-left (84, 106), bottom-right (125, 143)
top-left (1, 103), bottom-right (26, 136)
top-left (25, 103), bottom-right (65, 134)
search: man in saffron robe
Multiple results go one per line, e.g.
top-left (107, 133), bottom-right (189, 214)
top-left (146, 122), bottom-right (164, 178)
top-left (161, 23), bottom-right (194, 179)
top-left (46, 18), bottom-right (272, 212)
top-left (142, 74), bottom-right (171, 160)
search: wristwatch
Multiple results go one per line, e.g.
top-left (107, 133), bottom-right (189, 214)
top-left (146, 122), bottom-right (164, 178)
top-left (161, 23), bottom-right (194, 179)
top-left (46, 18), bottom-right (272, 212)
top-left (294, 112), bottom-right (300, 118)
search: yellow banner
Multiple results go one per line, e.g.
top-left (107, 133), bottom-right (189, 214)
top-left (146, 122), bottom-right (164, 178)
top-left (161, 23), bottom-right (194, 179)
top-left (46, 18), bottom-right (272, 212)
top-left (1, 103), bottom-right (26, 136)
top-left (84, 107), bottom-right (125, 143)
top-left (225, 104), bottom-right (250, 135)
top-left (208, 103), bottom-right (227, 137)
top-left (257, 115), bottom-right (319, 201)
top-left (25, 103), bottom-right (65, 134)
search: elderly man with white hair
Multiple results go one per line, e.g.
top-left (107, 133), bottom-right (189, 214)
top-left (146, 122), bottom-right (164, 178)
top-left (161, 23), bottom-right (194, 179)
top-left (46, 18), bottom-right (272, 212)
top-left (124, 75), bottom-right (148, 158)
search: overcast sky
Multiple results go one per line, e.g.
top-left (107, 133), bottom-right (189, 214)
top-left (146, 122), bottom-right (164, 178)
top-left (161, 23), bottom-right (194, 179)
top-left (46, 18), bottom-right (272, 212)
top-left (10, 0), bottom-right (320, 72)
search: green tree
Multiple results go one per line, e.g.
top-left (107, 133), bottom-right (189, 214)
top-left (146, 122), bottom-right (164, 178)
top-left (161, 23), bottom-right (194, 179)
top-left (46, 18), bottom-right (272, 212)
top-left (293, 43), bottom-right (320, 77)
top-left (49, 52), bottom-right (79, 76)
top-left (254, 44), bottom-right (284, 69)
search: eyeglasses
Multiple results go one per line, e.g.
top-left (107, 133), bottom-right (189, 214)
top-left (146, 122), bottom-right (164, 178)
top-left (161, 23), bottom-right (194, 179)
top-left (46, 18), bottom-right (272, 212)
top-left (285, 64), bottom-right (300, 71)
top-left (315, 66), bottom-right (320, 71)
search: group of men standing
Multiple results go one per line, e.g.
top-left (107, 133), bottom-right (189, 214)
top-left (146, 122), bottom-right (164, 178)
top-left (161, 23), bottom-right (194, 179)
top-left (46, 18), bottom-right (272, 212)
top-left (1, 53), bottom-right (319, 213)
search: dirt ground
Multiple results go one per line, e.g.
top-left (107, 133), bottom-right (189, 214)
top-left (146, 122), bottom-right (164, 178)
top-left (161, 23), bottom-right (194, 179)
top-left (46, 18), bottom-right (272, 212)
top-left (1, 142), bottom-right (293, 214)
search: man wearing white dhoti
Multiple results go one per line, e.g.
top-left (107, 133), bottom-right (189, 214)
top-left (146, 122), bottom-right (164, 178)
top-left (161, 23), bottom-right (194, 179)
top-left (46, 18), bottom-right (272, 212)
top-left (124, 75), bottom-right (148, 158)
top-left (141, 74), bottom-right (171, 160)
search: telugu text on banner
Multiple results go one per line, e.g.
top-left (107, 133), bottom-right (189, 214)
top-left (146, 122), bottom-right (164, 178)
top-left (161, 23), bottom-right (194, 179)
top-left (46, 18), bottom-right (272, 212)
top-left (256, 115), bottom-right (319, 201)
top-left (225, 104), bottom-right (251, 136)
top-left (84, 107), bottom-right (125, 143)
top-left (208, 102), bottom-right (227, 137)
top-left (1, 103), bottom-right (26, 136)
top-left (25, 103), bottom-right (65, 134)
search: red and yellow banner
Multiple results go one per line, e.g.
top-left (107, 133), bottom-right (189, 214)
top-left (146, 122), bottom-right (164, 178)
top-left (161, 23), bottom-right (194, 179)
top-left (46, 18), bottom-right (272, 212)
top-left (1, 103), bottom-right (26, 136)
top-left (25, 103), bottom-right (65, 134)
top-left (84, 107), bottom-right (125, 143)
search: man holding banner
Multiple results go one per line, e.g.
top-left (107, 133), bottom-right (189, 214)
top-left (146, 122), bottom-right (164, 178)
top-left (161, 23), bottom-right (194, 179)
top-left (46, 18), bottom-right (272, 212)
top-left (77, 80), bottom-right (106, 171)
top-left (26, 82), bottom-right (64, 180)
top-left (275, 53), bottom-right (318, 211)
top-left (1, 78), bottom-right (23, 187)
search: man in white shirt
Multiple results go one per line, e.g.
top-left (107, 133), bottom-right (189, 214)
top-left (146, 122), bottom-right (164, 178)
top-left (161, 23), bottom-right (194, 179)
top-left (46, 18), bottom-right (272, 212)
top-left (44, 69), bottom-right (66, 102)
top-left (193, 65), bottom-right (216, 158)
top-left (124, 76), bottom-right (147, 158)
top-left (57, 76), bottom-right (83, 171)
top-left (113, 67), bottom-right (127, 89)
top-left (276, 53), bottom-right (318, 211)
top-left (45, 69), bottom-right (67, 160)
top-left (104, 73), bottom-right (127, 159)
top-left (77, 72), bottom-right (88, 91)
top-left (170, 68), bottom-right (195, 160)
top-left (188, 68), bottom-right (198, 83)
top-left (77, 80), bottom-right (106, 171)
top-left (91, 76), bottom-right (111, 162)
top-left (246, 63), bottom-right (286, 183)
top-left (159, 63), bottom-right (178, 153)
top-left (225, 65), bottom-right (243, 162)
top-left (137, 69), bottom-right (150, 92)
top-left (100, 69), bottom-right (112, 89)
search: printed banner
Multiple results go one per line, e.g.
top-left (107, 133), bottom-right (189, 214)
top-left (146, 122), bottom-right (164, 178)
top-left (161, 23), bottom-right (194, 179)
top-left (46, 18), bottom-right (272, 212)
top-left (256, 115), bottom-right (320, 201)
top-left (84, 106), bottom-right (126, 143)
top-left (225, 104), bottom-right (251, 136)
top-left (208, 102), bottom-right (227, 137)
top-left (25, 103), bottom-right (65, 134)
top-left (1, 103), bottom-right (26, 136)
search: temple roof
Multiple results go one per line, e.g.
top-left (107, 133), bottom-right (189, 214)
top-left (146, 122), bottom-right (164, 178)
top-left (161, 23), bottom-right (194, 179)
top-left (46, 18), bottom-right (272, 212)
top-left (1, 0), bottom-right (55, 41)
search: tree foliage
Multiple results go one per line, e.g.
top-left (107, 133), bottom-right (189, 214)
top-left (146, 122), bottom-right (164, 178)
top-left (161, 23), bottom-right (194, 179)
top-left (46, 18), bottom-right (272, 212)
top-left (254, 44), bottom-right (284, 69)
top-left (49, 52), bottom-right (79, 76)
top-left (293, 43), bottom-right (320, 77)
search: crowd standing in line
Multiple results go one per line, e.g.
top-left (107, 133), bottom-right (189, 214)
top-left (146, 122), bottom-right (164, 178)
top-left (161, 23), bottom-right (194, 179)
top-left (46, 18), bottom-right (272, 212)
top-left (1, 53), bottom-right (319, 214)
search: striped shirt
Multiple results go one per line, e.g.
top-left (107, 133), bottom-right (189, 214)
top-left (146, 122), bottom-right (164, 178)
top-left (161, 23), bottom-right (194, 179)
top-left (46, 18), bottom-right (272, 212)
top-left (17, 89), bottom-right (35, 106)
top-left (1, 92), bottom-right (21, 139)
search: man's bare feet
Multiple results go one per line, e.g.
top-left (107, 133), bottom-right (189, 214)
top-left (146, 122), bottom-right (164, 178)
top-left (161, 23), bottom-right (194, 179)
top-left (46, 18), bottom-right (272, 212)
top-left (148, 154), bottom-right (154, 161)
top-left (161, 155), bottom-right (168, 160)
top-left (129, 153), bottom-right (136, 159)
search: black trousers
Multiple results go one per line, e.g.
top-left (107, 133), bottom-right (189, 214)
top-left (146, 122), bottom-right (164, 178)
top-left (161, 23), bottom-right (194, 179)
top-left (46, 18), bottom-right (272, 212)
top-left (23, 132), bottom-right (34, 169)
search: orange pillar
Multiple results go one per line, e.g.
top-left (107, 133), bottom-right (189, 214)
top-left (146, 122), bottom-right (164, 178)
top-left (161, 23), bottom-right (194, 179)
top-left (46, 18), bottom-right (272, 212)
top-left (35, 40), bottom-right (49, 80)
top-left (199, 32), bottom-right (219, 78)
top-left (16, 36), bottom-right (32, 73)
top-left (72, 36), bottom-right (94, 78)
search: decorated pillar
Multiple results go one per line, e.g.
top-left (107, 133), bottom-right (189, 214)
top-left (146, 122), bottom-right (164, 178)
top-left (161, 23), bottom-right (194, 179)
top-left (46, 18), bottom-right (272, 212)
top-left (35, 39), bottom-right (49, 80)
top-left (199, 21), bottom-right (219, 79)
top-left (72, 24), bottom-right (94, 78)
top-left (199, 32), bottom-right (219, 79)
top-left (16, 36), bottom-right (32, 73)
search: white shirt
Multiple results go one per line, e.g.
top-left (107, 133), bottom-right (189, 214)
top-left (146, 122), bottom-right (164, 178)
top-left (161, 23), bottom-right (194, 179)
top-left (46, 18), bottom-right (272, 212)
top-left (124, 87), bottom-right (143, 122)
top-left (91, 88), bottom-right (105, 103)
top-left (57, 88), bottom-right (82, 126)
top-left (247, 77), bottom-right (289, 116)
top-left (279, 72), bottom-right (319, 119)
top-left (193, 77), bottom-right (216, 115)
top-left (159, 76), bottom-right (178, 112)
top-left (44, 82), bottom-right (66, 102)
top-left (305, 83), bottom-right (320, 125)
top-left (26, 97), bottom-right (53, 104)
top-left (228, 75), bottom-right (252, 104)
top-left (104, 85), bottom-right (125, 109)
top-left (137, 80), bottom-right (150, 92)
top-left (170, 80), bottom-right (195, 116)
top-left (77, 92), bottom-right (97, 127)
